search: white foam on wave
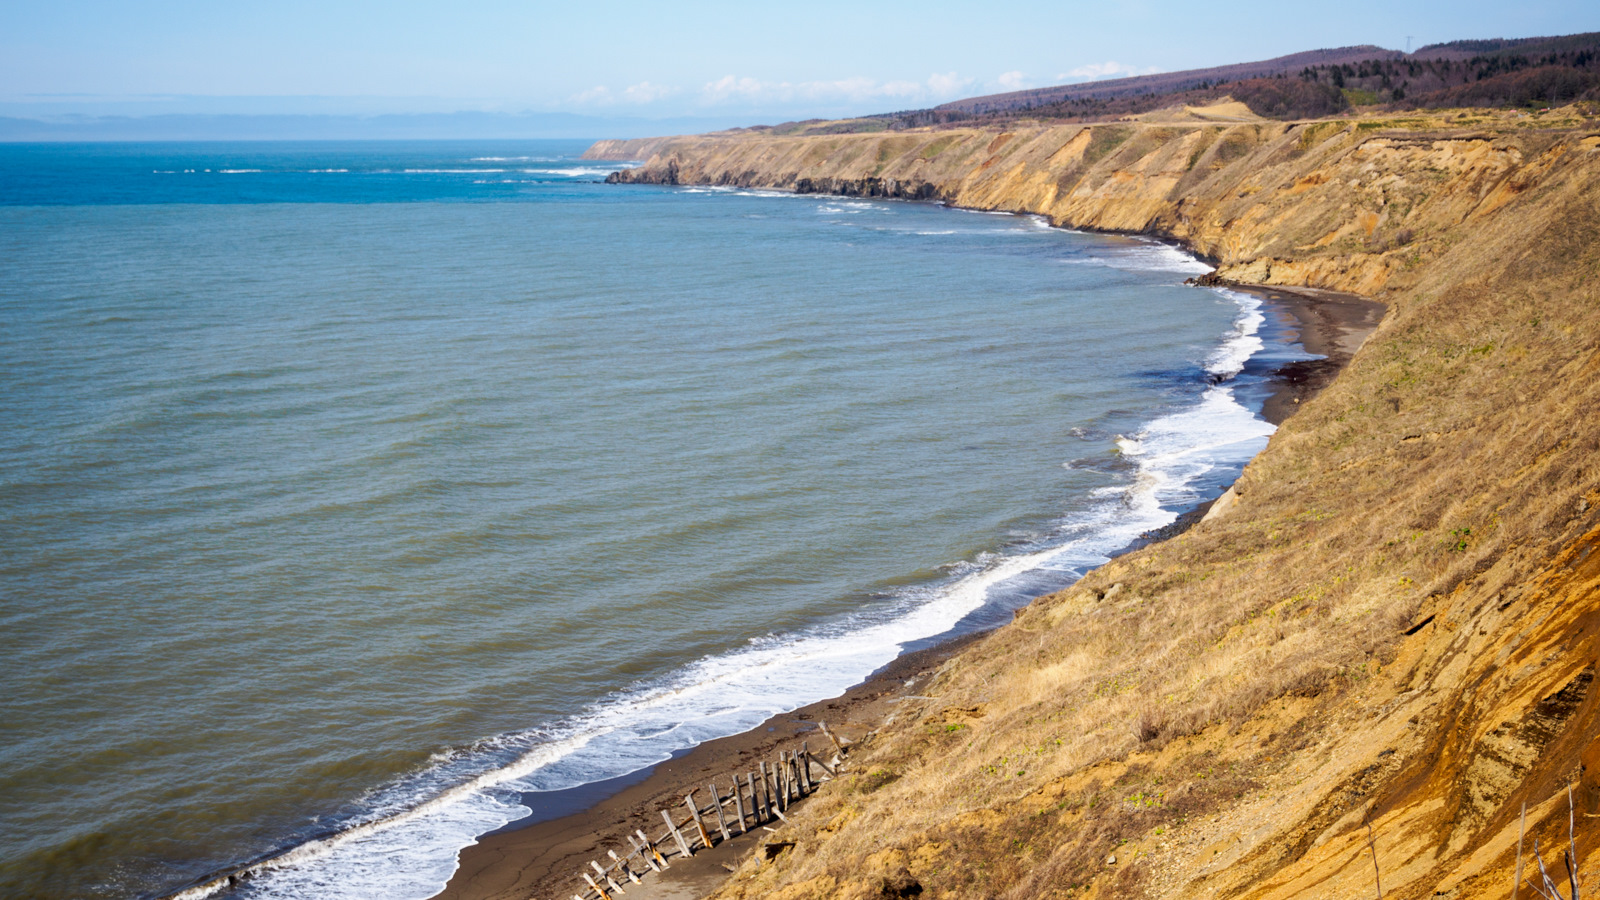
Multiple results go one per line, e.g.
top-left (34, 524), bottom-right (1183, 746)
top-left (474, 157), bottom-right (638, 165)
top-left (401, 168), bottom-right (506, 174)
top-left (1107, 285), bottom-right (1276, 528)
top-left (1205, 289), bottom-right (1265, 379)
top-left (210, 539), bottom-right (1140, 898)
top-left (1114, 385), bottom-right (1274, 522)
top-left (928, 209), bottom-right (1056, 235)
top-left (520, 166), bottom-right (627, 178)
top-left (1061, 237), bottom-right (1216, 275)
top-left (219, 169), bottom-right (262, 174)
top-left (187, 247), bottom-right (1275, 900)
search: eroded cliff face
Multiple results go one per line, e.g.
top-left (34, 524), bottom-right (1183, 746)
top-left (591, 117), bottom-right (1595, 299)
top-left (587, 116), bottom-right (1600, 900)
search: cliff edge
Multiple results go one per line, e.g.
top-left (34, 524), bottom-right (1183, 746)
top-left (587, 108), bottom-right (1600, 900)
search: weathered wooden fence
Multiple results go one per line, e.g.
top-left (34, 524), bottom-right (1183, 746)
top-left (565, 722), bottom-right (852, 900)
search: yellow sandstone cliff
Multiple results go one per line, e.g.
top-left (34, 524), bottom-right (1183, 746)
top-left (587, 109), bottom-right (1600, 900)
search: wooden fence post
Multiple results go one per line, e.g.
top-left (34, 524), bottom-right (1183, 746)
top-left (732, 773), bottom-right (749, 833)
top-left (661, 809), bottom-right (693, 859)
top-left (818, 721), bottom-right (847, 756)
top-left (773, 754), bottom-right (785, 810)
top-left (637, 829), bottom-right (669, 869)
top-left (780, 752), bottom-right (793, 805)
top-left (709, 781), bottom-right (732, 841)
top-left (684, 792), bottom-right (714, 849)
top-left (582, 871), bottom-right (611, 900)
top-left (757, 763), bottom-right (772, 819)
top-left (765, 759), bottom-right (779, 812)
top-left (629, 834), bottom-right (662, 873)
top-left (608, 849), bottom-right (641, 884)
top-left (591, 859), bottom-right (625, 895)
top-left (784, 753), bottom-right (795, 805)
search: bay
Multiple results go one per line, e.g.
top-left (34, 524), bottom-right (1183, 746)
top-left (0, 140), bottom-right (1289, 898)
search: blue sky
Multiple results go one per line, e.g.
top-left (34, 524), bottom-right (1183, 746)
top-left (4, 0), bottom-right (1598, 123)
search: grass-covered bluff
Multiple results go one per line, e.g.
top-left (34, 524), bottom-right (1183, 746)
top-left (589, 107), bottom-right (1600, 900)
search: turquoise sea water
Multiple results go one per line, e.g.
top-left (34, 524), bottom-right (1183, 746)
top-left (0, 141), bottom-right (1298, 899)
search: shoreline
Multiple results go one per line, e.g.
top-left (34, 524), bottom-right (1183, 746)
top-left (1231, 283), bottom-right (1385, 426)
top-left (435, 256), bottom-right (1385, 900)
top-left (434, 633), bottom-right (986, 900)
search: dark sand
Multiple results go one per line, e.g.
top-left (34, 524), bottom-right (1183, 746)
top-left (1239, 284), bottom-right (1386, 426)
top-left (434, 283), bottom-right (1385, 900)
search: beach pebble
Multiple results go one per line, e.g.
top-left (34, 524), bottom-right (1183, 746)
top-left (1107, 854), bottom-right (1117, 865)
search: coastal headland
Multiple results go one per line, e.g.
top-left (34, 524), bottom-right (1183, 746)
top-left (460, 108), bottom-right (1600, 900)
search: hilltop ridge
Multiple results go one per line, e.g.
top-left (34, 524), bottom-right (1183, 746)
top-left (688, 33), bottom-right (1600, 135)
top-left (932, 33), bottom-right (1600, 117)
top-left (934, 45), bottom-right (1400, 114)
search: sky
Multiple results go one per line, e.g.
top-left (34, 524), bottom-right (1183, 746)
top-left (3, 0), bottom-right (1598, 127)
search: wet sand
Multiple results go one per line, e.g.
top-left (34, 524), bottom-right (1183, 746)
top-left (1237, 284), bottom-right (1385, 425)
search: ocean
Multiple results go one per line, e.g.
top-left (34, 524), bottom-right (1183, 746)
top-left (0, 140), bottom-right (1306, 899)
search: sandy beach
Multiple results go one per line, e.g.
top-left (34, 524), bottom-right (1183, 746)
top-left (1240, 284), bottom-right (1385, 425)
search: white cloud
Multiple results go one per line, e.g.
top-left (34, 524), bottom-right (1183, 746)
top-left (1058, 61), bottom-right (1164, 82)
top-left (878, 79), bottom-right (928, 99)
top-left (569, 81), bottom-right (680, 106)
top-left (621, 81), bottom-right (678, 104)
top-left (926, 72), bottom-right (974, 97)
top-left (702, 75), bottom-right (768, 102)
top-left (698, 72), bottom-right (977, 108)
top-left (570, 85), bottom-right (613, 104)
top-left (996, 71), bottom-right (1030, 91)
top-left (570, 71), bottom-right (980, 114)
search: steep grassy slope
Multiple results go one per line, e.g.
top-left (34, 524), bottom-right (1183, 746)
top-left (588, 110), bottom-right (1600, 899)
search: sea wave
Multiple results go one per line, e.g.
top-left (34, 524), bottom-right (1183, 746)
top-left (1205, 289), bottom-right (1266, 379)
top-left (519, 166), bottom-right (630, 178)
top-left (1059, 236), bottom-right (1216, 274)
top-left (471, 157), bottom-right (639, 166)
top-left (172, 236), bottom-right (1275, 900)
